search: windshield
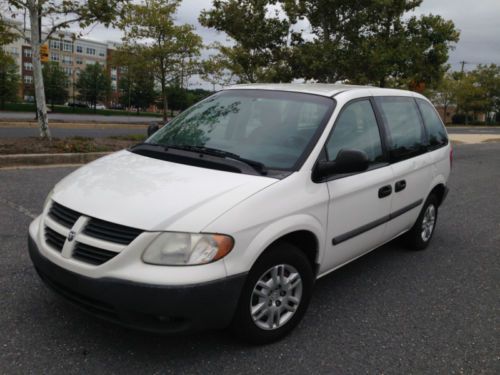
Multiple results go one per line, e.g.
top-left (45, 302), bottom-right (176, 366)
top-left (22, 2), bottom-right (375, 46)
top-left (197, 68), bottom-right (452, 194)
top-left (147, 90), bottom-right (335, 170)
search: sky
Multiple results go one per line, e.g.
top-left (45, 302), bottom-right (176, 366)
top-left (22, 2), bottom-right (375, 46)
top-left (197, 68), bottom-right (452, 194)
top-left (73, 0), bottom-right (500, 86)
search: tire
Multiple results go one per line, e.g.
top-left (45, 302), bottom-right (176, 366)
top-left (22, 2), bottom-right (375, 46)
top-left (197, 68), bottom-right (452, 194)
top-left (231, 242), bottom-right (314, 344)
top-left (404, 194), bottom-right (439, 250)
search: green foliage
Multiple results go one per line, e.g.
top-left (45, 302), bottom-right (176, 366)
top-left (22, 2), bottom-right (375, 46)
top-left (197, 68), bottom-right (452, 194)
top-left (119, 0), bottom-right (203, 119)
top-left (0, 50), bottom-right (19, 108)
top-left (76, 63), bottom-right (111, 110)
top-left (113, 48), bottom-right (157, 111)
top-left (0, 16), bottom-right (18, 46)
top-left (165, 86), bottom-right (211, 112)
top-left (43, 62), bottom-right (69, 109)
top-left (430, 65), bottom-right (500, 124)
top-left (200, 0), bottom-right (459, 89)
top-left (199, 0), bottom-right (293, 83)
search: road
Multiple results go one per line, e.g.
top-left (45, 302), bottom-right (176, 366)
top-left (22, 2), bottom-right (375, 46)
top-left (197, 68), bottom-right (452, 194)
top-left (0, 143), bottom-right (498, 374)
top-left (0, 111), bottom-right (161, 124)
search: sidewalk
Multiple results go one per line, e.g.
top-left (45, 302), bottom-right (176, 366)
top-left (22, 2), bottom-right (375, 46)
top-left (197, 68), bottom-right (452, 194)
top-left (448, 134), bottom-right (500, 144)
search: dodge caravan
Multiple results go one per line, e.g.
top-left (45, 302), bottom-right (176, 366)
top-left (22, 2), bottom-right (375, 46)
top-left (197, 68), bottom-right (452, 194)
top-left (28, 84), bottom-right (451, 343)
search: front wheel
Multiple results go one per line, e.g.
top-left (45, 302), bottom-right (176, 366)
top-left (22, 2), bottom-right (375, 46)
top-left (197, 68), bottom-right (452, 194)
top-left (404, 194), bottom-right (439, 250)
top-left (231, 243), bottom-right (314, 344)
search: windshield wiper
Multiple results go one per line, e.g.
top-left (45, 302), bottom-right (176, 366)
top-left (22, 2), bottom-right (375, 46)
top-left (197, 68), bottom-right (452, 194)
top-left (166, 145), bottom-right (268, 175)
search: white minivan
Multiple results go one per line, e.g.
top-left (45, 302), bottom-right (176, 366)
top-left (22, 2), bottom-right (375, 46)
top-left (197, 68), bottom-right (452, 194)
top-left (28, 84), bottom-right (451, 343)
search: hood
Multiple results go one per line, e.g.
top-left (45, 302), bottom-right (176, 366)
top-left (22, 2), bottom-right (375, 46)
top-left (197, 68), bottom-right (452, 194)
top-left (52, 150), bottom-right (278, 231)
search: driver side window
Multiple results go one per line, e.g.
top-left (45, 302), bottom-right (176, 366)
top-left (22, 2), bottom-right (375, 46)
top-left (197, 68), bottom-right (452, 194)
top-left (326, 99), bottom-right (384, 163)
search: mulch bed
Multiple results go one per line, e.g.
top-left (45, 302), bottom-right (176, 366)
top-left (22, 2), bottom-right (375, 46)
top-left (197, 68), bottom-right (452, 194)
top-left (0, 136), bottom-right (145, 155)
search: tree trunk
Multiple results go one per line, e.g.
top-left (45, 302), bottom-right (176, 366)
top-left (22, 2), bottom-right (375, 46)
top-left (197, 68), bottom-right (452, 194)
top-left (160, 68), bottom-right (168, 121)
top-left (28, 2), bottom-right (51, 139)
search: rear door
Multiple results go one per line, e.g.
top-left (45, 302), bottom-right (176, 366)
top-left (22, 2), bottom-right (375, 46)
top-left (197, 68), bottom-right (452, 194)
top-left (373, 96), bottom-right (433, 239)
top-left (321, 98), bottom-right (393, 272)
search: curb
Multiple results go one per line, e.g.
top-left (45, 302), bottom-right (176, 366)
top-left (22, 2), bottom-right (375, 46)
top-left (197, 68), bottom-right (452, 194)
top-left (0, 152), bottom-right (110, 168)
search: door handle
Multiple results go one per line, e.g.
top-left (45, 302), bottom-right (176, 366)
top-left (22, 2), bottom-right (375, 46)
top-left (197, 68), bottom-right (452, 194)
top-left (395, 180), bottom-right (406, 192)
top-left (378, 185), bottom-right (392, 198)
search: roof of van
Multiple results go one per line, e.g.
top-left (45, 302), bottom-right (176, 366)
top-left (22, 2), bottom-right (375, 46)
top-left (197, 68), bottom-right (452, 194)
top-left (225, 83), bottom-right (414, 98)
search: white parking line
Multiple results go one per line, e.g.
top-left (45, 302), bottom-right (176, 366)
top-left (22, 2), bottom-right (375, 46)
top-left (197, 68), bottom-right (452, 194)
top-left (0, 196), bottom-right (37, 219)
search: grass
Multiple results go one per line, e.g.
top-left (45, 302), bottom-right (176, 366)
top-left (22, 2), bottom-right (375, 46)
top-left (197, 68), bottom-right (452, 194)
top-left (1, 102), bottom-right (162, 118)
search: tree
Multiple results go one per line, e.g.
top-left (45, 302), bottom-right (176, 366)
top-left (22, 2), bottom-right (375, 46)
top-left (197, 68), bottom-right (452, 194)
top-left (42, 62), bottom-right (68, 110)
top-left (471, 64), bottom-right (500, 122)
top-left (200, 53), bottom-right (236, 91)
top-left (113, 49), bottom-right (157, 112)
top-left (119, 0), bottom-right (202, 120)
top-left (76, 63), bottom-right (111, 111)
top-left (6, 0), bottom-right (128, 139)
top-left (429, 73), bottom-right (458, 124)
top-left (0, 50), bottom-right (20, 108)
top-left (199, 0), bottom-right (294, 83)
top-left (0, 16), bottom-right (18, 46)
top-left (284, 0), bottom-right (459, 88)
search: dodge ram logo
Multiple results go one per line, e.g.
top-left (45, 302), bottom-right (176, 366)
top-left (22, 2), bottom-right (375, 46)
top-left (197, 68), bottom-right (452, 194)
top-left (67, 231), bottom-right (76, 242)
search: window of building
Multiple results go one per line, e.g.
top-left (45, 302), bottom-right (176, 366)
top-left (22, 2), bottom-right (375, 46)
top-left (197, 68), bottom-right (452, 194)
top-left (98, 49), bottom-right (105, 57)
top-left (76, 57), bottom-right (83, 65)
top-left (50, 53), bottom-right (59, 61)
top-left (24, 49), bottom-right (32, 58)
top-left (23, 62), bottom-right (33, 71)
top-left (62, 55), bottom-right (72, 64)
top-left (86, 47), bottom-right (96, 55)
top-left (49, 40), bottom-right (61, 49)
top-left (24, 75), bottom-right (33, 84)
top-left (416, 99), bottom-right (448, 148)
top-left (76, 45), bottom-right (83, 53)
top-left (63, 42), bottom-right (73, 52)
top-left (64, 67), bottom-right (72, 76)
top-left (375, 96), bottom-right (425, 161)
top-left (10, 47), bottom-right (19, 56)
top-left (326, 99), bottom-right (384, 164)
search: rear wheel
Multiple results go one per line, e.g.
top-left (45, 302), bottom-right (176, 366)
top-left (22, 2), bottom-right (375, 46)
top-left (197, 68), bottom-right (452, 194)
top-left (231, 242), bottom-right (314, 344)
top-left (404, 194), bottom-right (439, 250)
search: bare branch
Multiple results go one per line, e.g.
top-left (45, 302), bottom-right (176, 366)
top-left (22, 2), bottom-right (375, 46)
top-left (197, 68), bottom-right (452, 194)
top-left (42, 16), bottom-right (84, 42)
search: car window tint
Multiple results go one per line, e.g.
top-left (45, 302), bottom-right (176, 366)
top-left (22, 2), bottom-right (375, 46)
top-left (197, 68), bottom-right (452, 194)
top-left (375, 97), bottom-right (424, 158)
top-left (326, 100), bottom-right (384, 163)
top-left (416, 99), bottom-right (448, 147)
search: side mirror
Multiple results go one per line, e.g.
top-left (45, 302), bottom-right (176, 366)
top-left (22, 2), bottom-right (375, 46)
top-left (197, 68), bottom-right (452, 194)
top-left (313, 149), bottom-right (370, 181)
top-left (147, 122), bottom-right (160, 137)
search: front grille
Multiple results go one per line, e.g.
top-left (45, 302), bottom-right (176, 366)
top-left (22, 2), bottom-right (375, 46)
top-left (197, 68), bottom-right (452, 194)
top-left (44, 226), bottom-right (65, 252)
top-left (49, 201), bottom-right (80, 228)
top-left (83, 218), bottom-right (143, 245)
top-left (73, 242), bottom-right (118, 265)
top-left (45, 201), bottom-right (143, 266)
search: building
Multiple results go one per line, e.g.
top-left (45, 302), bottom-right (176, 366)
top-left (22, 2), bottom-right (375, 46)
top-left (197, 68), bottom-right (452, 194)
top-left (106, 41), bottom-right (124, 108)
top-left (2, 22), bottom-right (108, 103)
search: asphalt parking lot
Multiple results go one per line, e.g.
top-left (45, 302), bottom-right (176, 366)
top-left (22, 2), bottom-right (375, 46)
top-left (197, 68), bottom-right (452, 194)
top-left (0, 143), bottom-right (498, 374)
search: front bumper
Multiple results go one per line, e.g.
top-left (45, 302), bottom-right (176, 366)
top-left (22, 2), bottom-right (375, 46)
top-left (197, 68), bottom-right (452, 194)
top-left (28, 234), bottom-right (247, 333)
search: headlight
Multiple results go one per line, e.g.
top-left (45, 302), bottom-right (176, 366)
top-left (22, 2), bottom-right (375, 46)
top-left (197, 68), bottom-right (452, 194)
top-left (142, 232), bottom-right (234, 266)
top-left (43, 189), bottom-right (54, 210)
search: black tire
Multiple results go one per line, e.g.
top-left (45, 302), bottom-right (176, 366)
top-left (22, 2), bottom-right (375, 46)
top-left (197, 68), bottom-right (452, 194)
top-left (231, 242), bottom-right (314, 344)
top-left (404, 194), bottom-right (439, 250)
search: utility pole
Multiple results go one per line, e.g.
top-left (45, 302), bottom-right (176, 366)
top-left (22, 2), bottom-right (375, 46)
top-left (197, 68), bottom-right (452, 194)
top-left (459, 60), bottom-right (466, 74)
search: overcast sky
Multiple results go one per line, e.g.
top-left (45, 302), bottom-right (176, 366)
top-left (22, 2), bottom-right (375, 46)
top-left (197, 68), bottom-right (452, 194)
top-left (74, 0), bottom-right (500, 85)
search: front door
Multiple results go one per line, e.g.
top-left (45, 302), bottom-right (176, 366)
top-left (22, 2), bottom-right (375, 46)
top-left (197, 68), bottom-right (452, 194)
top-left (321, 99), bottom-right (394, 273)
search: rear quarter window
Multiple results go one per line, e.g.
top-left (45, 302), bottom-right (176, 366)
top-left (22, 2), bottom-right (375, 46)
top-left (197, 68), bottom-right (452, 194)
top-left (416, 99), bottom-right (448, 148)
